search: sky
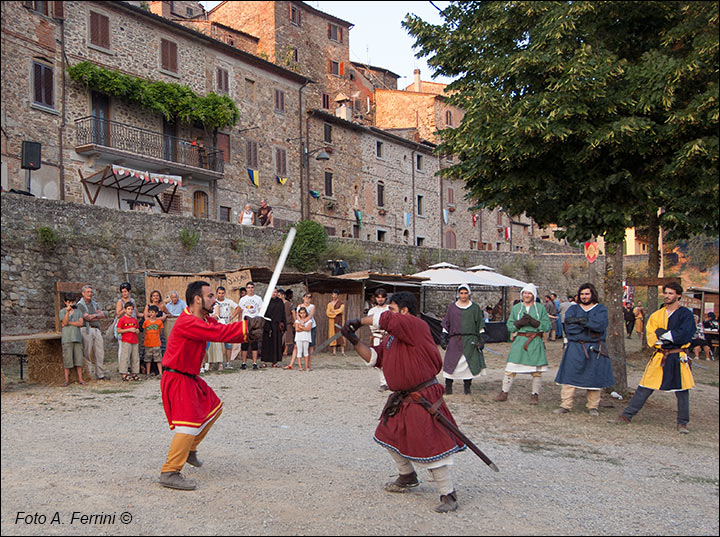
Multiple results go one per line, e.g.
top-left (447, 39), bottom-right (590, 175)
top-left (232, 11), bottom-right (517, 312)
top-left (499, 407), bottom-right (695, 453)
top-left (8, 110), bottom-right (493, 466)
top-left (199, 1), bottom-right (453, 86)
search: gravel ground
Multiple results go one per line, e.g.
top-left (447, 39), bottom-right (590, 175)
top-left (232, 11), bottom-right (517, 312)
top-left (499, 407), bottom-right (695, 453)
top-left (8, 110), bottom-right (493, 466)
top-left (1, 340), bottom-right (718, 536)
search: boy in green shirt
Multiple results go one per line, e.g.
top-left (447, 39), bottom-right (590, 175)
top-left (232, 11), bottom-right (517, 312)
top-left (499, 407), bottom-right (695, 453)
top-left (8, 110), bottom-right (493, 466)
top-left (60, 293), bottom-right (86, 386)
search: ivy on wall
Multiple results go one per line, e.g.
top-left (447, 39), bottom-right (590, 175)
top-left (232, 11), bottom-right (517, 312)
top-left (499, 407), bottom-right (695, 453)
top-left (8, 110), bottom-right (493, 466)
top-left (67, 61), bottom-right (240, 132)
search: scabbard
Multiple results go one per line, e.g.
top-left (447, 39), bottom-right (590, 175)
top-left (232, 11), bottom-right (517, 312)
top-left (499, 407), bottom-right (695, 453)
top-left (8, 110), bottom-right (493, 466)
top-left (411, 393), bottom-right (499, 472)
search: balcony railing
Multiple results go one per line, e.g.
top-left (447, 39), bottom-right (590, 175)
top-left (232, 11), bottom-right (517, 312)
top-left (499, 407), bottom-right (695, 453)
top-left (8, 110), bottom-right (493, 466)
top-left (75, 116), bottom-right (224, 174)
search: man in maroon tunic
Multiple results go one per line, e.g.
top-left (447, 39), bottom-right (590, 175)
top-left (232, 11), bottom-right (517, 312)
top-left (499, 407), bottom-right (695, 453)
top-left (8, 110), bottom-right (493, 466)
top-left (159, 281), bottom-right (264, 490)
top-left (342, 292), bottom-right (466, 513)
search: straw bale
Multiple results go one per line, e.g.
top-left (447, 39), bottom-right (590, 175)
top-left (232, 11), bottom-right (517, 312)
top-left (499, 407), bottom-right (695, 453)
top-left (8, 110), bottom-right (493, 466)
top-left (26, 340), bottom-right (91, 385)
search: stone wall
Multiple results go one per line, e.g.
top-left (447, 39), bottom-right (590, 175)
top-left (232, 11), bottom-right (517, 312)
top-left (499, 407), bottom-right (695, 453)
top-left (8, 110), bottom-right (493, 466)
top-left (1, 194), bottom-right (650, 357)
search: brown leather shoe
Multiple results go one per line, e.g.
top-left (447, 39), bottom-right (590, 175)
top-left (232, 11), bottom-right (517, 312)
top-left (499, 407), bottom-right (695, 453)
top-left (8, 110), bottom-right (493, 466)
top-left (434, 490), bottom-right (458, 513)
top-left (159, 471), bottom-right (197, 490)
top-left (677, 424), bottom-right (689, 434)
top-left (529, 393), bottom-right (539, 405)
top-left (384, 471), bottom-right (419, 493)
top-left (613, 414), bottom-right (631, 424)
top-left (494, 391), bottom-right (508, 402)
top-left (186, 451), bottom-right (203, 468)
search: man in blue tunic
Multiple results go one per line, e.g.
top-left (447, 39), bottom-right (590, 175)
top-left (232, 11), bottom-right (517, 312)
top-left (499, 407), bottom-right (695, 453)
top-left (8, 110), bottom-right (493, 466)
top-left (553, 283), bottom-right (614, 416)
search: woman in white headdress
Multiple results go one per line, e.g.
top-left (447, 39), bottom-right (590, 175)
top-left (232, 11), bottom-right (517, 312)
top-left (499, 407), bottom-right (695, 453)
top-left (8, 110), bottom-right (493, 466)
top-left (495, 283), bottom-right (551, 405)
top-left (440, 284), bottom-right (487, 395)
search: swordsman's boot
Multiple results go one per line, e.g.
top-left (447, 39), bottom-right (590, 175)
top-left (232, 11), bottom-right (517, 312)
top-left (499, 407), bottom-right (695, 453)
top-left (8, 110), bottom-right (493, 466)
top-left (186, 451), bottom-right (203, 467)
top-left (384, 471), bottom-right (419, 493)
top-left (494, 391), bottom-right (508, 402)
top-left (159, 471), bottom-right (197, 490)
top-left (434, 490), bottom-right (459, 513)
top-left (445, 379), bottom-right (453, 395)
top-left (463, 379), bottom-right (472, 395)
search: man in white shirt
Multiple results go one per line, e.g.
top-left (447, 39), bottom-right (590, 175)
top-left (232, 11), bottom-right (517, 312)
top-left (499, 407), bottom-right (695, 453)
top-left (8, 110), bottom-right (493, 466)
top-left (238, 281), bottom-right (264, 370)
top-left (212, 286), bottom-right (239, 370)
top-left (367, 288), bottom-right (390, 391)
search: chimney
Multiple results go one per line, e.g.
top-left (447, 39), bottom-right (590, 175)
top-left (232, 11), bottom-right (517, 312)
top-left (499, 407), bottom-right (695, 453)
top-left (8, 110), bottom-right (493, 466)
top-left (414, 69), bottom-right (421, 92)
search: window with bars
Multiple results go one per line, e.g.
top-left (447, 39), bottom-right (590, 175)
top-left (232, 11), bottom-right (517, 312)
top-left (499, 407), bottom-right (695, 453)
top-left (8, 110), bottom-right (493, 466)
top-left (446, 110), bottom-right (453, 127)
top-left (377, 182), bottom-right (384, 207)
top-left (32, 61), bottom-right (54, 108)
top-left (324, 123), bottom-right (332, 143)
top-left (324, 171), bottom-right (333, 197)
top-left (274, 89), bottom-right (285, 112)
top-left (322, 93), bottom-right (330, 109)
top-left (216, 67), bottom-right (229, 94)
top-left (246, 140), bottom-right (258, 169)
top-left (89, 11), bottom-right (110, 49)
top-left (275, 147), bottom-right (287, 176)
top-left (193, 191), bottom-right (208, 218)
top-left (160, 38), bottom-right (178, 73)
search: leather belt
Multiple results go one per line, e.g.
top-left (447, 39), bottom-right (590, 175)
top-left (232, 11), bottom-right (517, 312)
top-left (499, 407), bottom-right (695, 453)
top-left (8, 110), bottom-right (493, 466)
top-left (655, 347), bottom-right (686, 367)
top-left (380, 378), bottom-right (439, 425)
top-left (517, 332), bottom-right (541, 351)
top-left (164, 367), bottom-right (197, 378)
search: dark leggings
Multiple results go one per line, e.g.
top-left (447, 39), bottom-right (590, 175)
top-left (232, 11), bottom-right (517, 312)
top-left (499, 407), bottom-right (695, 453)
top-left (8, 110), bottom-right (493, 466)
top-left (622, 386), bottom-right (689, 425)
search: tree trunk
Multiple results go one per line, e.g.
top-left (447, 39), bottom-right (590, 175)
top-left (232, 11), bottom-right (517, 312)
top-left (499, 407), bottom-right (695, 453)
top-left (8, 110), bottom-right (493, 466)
top-left (604, 241), bottom-right (627, 393)
top-left (646, 211), bottom-right (660, 349)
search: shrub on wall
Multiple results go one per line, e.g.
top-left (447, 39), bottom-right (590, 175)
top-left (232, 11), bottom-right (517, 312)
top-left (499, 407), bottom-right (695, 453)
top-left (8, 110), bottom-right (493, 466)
top-left (287, 220), bottom-right (327, 272)
top-left (37, 226), bottom-right (60, 251)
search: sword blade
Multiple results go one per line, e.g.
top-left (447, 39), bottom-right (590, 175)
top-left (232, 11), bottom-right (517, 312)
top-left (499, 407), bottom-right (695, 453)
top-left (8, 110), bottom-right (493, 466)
top-left (259, 227), bottom-right (297, 319)
top-left (313, 324), bottom-right (346, 354)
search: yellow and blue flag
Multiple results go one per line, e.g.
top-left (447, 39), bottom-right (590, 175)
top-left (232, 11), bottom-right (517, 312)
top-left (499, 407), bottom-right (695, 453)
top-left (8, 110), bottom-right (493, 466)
top-left (248, 169), bottom-right (259, 187)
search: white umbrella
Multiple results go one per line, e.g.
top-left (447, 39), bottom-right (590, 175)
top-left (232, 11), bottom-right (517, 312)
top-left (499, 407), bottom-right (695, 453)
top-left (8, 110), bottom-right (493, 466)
top-left (427, 262), bottom-right (461, 269)
top-left (466, 264), bottom-right (497, 272)
top-left (412, 267), bottom-right (527, 288)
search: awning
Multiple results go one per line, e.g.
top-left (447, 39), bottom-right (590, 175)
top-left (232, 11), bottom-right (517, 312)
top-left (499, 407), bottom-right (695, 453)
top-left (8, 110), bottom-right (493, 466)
top-left (411, 267), bottom-right (527, 288)
top-left (79, 165), bottom-right (181, 213)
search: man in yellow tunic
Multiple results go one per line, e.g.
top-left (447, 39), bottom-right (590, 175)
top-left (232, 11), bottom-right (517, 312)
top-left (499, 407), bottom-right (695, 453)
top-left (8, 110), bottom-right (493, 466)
top-left (326, 289), bottom-right (346, 356)
top-left (617, 283), bottom-right (695, 433)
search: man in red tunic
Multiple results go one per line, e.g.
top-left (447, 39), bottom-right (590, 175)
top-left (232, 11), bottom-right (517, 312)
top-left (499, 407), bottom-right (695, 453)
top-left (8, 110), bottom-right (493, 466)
top-left (342, 292), bottom-right (466, 513)
top-left (159, 281), bottom-right (264, 490)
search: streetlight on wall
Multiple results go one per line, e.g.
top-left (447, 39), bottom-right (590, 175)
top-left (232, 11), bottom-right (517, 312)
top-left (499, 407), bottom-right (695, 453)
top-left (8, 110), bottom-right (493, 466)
top-left (287, 137), bottom-right (331, 219)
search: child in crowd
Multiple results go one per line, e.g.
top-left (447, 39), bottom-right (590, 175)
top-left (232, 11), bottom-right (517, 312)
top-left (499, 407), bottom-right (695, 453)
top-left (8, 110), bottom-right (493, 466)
top-left (60, 293), bottom-right (85, 386)
top-left (288, 307), bottom-right (312, 371)
top-left (143, 305), bottom-right (164, 376)
top-left (117, 302), bottom-right (141, 381)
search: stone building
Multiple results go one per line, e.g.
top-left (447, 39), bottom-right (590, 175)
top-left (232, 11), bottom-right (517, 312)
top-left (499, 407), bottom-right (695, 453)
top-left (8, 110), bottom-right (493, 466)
top-left (1, 0), bottom-right (312, 225)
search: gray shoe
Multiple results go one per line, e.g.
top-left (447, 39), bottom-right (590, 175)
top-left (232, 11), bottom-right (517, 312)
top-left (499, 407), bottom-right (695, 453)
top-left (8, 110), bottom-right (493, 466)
top-left (383, 471), bottom-right (419, 493)
top-left (186, 451), bottom-right (203, 467)
top-left (159, 471), bottom-right (197, 490)
top-left (677, 424), bottom-right (689, 434)
top-left (588, 409), bottom-right (599, 417)
top-left (553, 407), bottom-right (570, 414)
top-left (434, 491), bottom-right (458, 513)
top-left (225, 363), bottom-right (234, 370)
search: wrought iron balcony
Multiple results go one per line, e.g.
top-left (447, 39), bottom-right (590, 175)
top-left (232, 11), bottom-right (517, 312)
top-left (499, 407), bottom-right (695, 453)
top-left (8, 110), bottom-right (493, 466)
top-left (75, 116), bottom-right (224, 177)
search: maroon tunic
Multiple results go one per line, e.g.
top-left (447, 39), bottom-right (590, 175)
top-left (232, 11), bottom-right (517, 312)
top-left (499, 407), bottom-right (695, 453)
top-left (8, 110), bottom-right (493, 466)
top-left (373, 311), bottom-right (466, 462)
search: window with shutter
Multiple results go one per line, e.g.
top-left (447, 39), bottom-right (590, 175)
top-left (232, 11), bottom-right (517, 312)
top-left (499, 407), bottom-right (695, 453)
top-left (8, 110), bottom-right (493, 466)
top-left (246, 140), bottom-right (258, 168)
top-left (446, 110), bottom-right (453, 127)
top-left (219, 206), bottom-right (231, 222)
top-left (448, 187), bottom-right (454, 205)
top-left (377, 182), bottom-right (384, 207)
top-left (161, 39), bottom-right (178, 73)
top-left (324, 123), bottom-right (332, 143)
top-left (324, 172), bottom-right (333, 197)
top-left (29, 1), bottom-right (49, 15)
top-left (90, 11), bottom-right (110, 49)
top-left (217, 67), bottom-right (229, 94)
top-left (275, 148), bottom-right (287, 176)
top-left (32, 61), bottom-right (54, 108)
top-left (53, 1), bottom-right (64, 19)
top-left (274, 89), bottom-right (285, 112)
top-left (322, 93), bottom-right (330, 109)
top-left (193, 191), bottom-right (209, 219)
top-left (217, 132), bottom-right (230, 163)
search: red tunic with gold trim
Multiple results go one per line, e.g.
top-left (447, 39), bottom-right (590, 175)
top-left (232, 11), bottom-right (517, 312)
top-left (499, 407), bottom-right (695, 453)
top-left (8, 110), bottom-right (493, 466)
top-left (161, 308), bottom-right (250, 435)
top-left (373, 311), bottom-right (466, 462)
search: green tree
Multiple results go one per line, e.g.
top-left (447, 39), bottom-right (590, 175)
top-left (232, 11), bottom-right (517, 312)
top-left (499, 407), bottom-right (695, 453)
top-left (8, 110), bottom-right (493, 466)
top-left (287, 220), bottom-right (328, 272)
top-left (405, 1), bottom-right (718, 391)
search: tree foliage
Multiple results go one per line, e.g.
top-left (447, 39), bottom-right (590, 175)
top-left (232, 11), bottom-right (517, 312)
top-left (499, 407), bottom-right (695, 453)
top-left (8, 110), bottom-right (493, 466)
top-left (67, 61), bottom-right (240, 132)
top-left (404, 1), bottom-right (718, 244)
top-left (287, 220), bottom-right (328, 272)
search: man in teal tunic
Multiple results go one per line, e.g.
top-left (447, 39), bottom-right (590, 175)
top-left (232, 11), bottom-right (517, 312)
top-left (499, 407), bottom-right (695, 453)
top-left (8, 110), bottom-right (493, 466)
top-left (495, 283), bottom-right (551, 404)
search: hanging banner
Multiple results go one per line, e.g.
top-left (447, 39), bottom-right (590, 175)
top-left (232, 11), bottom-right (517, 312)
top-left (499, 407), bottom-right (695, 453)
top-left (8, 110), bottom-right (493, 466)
top-left (354, 210), bottom-right (362, 227)
top-left (443, 209), bottom-right (449, 225)
top-left (404, 212), bottom-right (411, 228)
top-left (248, 169), bottom-right (259, 187)
top-left (276, 175), bottom-right (288, 185)
top-left (309, 190), bottom-right (320, 199)
top-left (472, 213), bottom-right (479, 227)
top-left (504, 226), bottom-right (512, 241)
top-left (584, 241), bottom-right (599, 263)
